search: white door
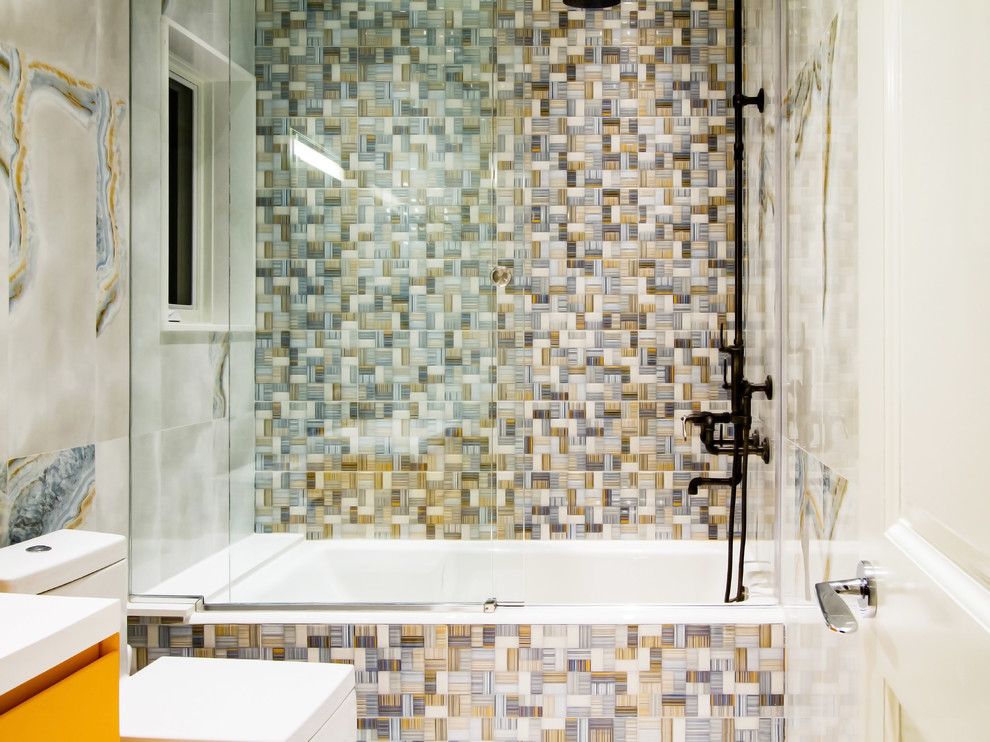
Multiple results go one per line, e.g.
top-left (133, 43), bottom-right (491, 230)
top-left (857, 0), bottom-right (990, 738)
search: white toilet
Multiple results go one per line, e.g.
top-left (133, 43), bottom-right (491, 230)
top-left (0, 529), bottom-right (357, 742)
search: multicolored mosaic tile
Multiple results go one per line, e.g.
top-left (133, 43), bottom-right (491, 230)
top-left (129, 617), bottom-right (786, 741)
top-left (254, 0), bottom-right (755, 540)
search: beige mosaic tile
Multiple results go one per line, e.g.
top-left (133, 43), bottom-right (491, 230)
top-left (130, 617), bottom-right (786, 741)
top-left (254, 0), bottom-right (764, 542)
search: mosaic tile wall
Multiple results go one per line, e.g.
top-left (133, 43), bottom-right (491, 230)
top-left (130, 617), bottom-right (785, 741)
top-left (255, 0), bottom-right (750, 540)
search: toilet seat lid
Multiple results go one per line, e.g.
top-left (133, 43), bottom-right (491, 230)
top-left (120, 656), bottom-right (356, 742)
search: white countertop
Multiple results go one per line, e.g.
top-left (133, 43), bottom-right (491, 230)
top-left (0, 593), bottom-right (119, 696)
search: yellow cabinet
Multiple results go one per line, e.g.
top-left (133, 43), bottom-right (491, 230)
top-left (0, 644), bottom-right (119, 740)
top-left (0, 594), bottom-right (120, 741)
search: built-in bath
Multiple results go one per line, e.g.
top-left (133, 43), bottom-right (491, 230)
top-left (122, 0), bottom-right (788, 737)
top-left (134, 535), bottom-right (776, 612)
top-left (128, 539), bottom-right (785, 741)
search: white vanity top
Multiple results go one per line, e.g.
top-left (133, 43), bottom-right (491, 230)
top-left (0, 593), bottom-right (119, 696)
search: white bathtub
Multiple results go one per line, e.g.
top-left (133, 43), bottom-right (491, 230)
top-left (135, 535), bottom-right (777, 623)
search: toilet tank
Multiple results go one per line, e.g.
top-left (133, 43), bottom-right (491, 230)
top-left (0, 529), bottom-right (129, 676)
top-left (0, 529), bottom-right (126, 602)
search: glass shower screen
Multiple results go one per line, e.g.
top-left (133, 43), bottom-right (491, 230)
top-left (234, 98), bottom-right (501, 605)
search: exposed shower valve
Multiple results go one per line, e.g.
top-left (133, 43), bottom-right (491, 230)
top-left (750, 375), bottom-right (773, 400)
top-left (748, 430), bottom-right (771, 465)
top-left (733, 88), bottom-right (766, 113)
top-left (682, 410), bottom-right (734, 457)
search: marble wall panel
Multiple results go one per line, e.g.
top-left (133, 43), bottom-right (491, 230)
top-left (161, 421), bottom-right (229, 586)
top-left (128, 0), bottom-right (258, 589)
top-left (8, 96), bottom-right (99, 455)
top-left (95, 92), bottom-right (130, 443)
top-left (775, 1), bottom-right (862, 738)
top-left (130, 419), bottom-right (232, 593)
top-left (91, 436), bottom-right (130, 538)
top-left (127, 0), bottom-right (167, 443)
top-left (783, 606), bottom-right (859, 742)
top-left (0, 102), bottom-right (8, 476)
top-left (781, 6), bottom-right (857, 475)
top-left (154, 336), bottom-right (220, 431)
top-left (0, 3), bottom-right (127, 95)
top-left (229, 409), bottom-right (257, 543)
top-left (230, 331), bottom-right (258, 544)
top-left (129, 430), bottom-right (164, 592)
top-left (778, 0), bottom-right (859, 599)
top-left (1, 445), bottom-right (96, 547)
top-left (781, 440), bottom-right (857, 603)
top-left (229, 333), bottom-right (255, 419)
top-left (0, 0), bottom-right (130, 546)
top-left (0, 468), bottom-right (6, 543)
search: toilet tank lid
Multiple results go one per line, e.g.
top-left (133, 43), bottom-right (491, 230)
top-left (0, 530), bottom-right (126, 595)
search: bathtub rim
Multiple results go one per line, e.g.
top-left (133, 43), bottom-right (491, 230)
top-left (134, 533), bottom-right (775, 609)
top-left (128, 595), bottom-right (784, 625)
